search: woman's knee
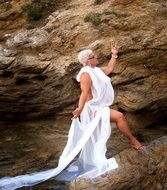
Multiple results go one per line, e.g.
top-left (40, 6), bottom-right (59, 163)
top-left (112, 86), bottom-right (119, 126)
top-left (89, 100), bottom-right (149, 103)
top-left (114, 112), bottom-right (126, 124)
top-left (110, 109), bottom-right (126, 122)
top-left (117, 112), bottom-right (125, 120)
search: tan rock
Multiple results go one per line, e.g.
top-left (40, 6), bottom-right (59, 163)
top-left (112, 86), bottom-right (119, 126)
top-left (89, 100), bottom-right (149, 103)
top-left (5, 29), bottom-right (49, 48)
top-left (69, 136), bottom-right (167, 190)
top-left (0, 55), bottom-right (15, 69)
top-left (0, 0), bottom-right (166, 129)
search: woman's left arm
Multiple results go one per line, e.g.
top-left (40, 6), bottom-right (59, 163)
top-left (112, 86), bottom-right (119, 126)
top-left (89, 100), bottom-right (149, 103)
top-left (100, 44), bottom-right (119, 75)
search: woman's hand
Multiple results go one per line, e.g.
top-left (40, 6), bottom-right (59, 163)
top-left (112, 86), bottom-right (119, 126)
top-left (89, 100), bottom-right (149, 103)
top-left (111, 44), bottom-right (119, 55)
top-left (72, 107), bottom-right (83, 119)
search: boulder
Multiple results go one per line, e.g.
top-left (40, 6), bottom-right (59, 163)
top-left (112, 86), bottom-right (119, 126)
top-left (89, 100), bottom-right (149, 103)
top-left (69, 136), bottom-right (167, 190)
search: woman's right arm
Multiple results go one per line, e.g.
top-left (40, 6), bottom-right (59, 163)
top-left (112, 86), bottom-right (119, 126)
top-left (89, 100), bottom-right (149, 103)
top-left (72, 73), bottom-right (92, 118)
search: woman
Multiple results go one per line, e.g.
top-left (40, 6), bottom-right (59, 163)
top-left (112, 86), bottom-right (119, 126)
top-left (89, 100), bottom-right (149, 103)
top-left (0, 45), bottom-right (145, 190)
top-left (73, 45), bottom-right (145, 150)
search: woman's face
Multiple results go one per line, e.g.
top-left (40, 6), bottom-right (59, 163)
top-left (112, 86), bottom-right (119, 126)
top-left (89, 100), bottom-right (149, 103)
top-left (87, 53), bottom-right (98, 67)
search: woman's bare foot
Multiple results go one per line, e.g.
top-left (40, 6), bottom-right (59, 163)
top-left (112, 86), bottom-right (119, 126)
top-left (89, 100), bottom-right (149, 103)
top-left (130, 137), bottom-right (145, 150)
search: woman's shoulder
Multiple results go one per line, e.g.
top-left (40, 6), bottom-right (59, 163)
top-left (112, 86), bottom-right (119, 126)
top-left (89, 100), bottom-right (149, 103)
top-left (76, 66), bottom-right (93, 82)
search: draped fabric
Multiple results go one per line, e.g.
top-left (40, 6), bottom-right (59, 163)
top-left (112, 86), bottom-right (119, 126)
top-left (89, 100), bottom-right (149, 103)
top-left (0, 66), bottom-right (118, 190)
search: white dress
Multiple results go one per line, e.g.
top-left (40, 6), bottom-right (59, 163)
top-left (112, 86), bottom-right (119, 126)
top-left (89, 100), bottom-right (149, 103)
top-left (0, 66), bottom-right (118, 190)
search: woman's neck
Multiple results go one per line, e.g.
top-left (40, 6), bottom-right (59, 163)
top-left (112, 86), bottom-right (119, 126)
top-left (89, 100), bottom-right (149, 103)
top-left (87, 65), bottom-right (96, 68)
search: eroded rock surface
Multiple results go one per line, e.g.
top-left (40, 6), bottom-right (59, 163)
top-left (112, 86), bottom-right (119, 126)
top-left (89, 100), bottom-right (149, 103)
top-left (0, 1), bottom-right (166, 189)
top-left (0, 0), bottom-right (166, 128)
top-left (69, 136), bottom-right (167, 190)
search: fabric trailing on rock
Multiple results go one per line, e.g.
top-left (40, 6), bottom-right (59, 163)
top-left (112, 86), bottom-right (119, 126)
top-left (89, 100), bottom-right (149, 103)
top-left (0, 66), bottom-right (118, 190)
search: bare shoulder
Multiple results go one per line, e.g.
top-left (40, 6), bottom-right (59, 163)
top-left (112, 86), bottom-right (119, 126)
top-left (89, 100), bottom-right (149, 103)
top-left (80, 72), bottom-right (91, 82)
top-left (80, 72), bottom-right (90, 79)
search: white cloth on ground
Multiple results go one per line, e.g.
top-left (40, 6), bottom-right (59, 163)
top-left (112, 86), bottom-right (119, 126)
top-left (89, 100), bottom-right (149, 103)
top-left (0, 66), bottom-right (118, 190)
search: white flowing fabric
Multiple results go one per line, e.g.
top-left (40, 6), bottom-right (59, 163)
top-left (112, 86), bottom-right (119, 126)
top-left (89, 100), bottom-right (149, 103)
top-left (0, 66), bottom-right (118, 190)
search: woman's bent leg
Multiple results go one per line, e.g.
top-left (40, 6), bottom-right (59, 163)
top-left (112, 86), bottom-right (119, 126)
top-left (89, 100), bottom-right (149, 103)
top-left (110, 109), bottom-right (144, 150)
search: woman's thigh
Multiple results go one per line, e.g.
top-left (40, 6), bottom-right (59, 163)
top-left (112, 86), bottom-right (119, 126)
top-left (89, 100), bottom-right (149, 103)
top-left (110, 108), bottom-right (124, 122)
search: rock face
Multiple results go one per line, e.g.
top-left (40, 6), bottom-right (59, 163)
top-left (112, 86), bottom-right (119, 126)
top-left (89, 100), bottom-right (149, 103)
top-left (69, 136), bottom-right (167, 190)
top-left (0, 0), bottom-right (166, 128)
top-left (0, 2), bottom-right (166, 189)
top-left (0, 51), bottom-right (79, 119)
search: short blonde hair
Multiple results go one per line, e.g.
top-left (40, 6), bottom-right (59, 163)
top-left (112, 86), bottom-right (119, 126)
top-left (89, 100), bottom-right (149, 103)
top-left (78, 49), bottom-right (93, 66)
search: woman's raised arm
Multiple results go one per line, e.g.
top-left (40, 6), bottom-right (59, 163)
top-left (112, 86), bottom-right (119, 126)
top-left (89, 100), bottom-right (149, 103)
top-left (100, 44), bottom-right (119, 75)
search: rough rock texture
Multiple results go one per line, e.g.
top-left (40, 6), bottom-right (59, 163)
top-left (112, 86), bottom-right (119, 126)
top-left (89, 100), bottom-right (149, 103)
top-left (69, 136), bottom-right (167, 190)
top-left (0, 117), bottom-right (166, 178)
top-left (0, 2), bottom-right (166, 189)
top-left (0, 117), bottom-right (166, 189)
top-left (0, 0), bottom-right (28, 40)
top-left (0, 0), bottom-right (166, 128)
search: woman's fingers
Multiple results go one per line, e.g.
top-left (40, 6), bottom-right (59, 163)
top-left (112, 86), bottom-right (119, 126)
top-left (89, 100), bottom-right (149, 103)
top-left (72, 110), bottom-right (76, 115)
top-left (111, 44), bottom-right (120, 55)
top-left (72, 108), bottom-right (81, 119)
top-left (71, 114), bottom-right (78, 120)
top-left (111, 43), bottom-right (120, 50)
top-left (71, 111), bottom-right (79, 120)
top-left (114, 43), bottom-right (118, 48)
top-left (71, 110), bottom-right (78, 119)
top-left (73, 109), bottom-right (79, 115)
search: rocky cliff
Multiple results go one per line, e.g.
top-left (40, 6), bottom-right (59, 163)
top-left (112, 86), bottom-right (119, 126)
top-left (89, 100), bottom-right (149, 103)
top-left (0, 0), bottom-right (167, 129)
top-left (0, 1), bottom-right (167, 189)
